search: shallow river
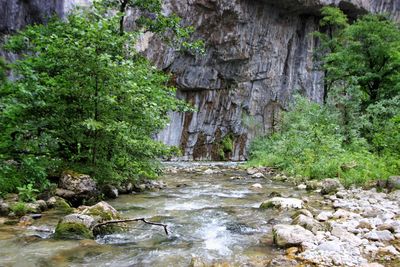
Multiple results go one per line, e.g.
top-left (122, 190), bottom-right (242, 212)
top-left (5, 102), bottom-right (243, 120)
top-left (0, 162), bottom-right (320, 266)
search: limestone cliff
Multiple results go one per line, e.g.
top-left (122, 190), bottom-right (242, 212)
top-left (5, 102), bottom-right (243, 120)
top-left (147, 0), bottom-right (400, 160)
top-left (1, 0), bottom-right (399, 160)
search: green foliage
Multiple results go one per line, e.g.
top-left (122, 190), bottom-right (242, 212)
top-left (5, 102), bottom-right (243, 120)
top-left (17, 183), bottom-right (39, 202)
top-left (248, 96), bottom-right (400, 185)
top-left (94, 0), bottom-right (205, 54)
top-left (320, 9), bottom-right (400, 106)
top-left (319, 7), bottom-right (349, 29)
top-left (10, 202), bottom-right (31, 217)
top-left (53, 198), bottom-right (73, 214)
top-left (0, 3), bottom-right (198, 193)
top-left (361, 96), bottom-right (400, 155)
top-left (221, 134), bottom-right (234, 154)
top-left (0, 57), bottom-right (9, 82)
top-left (248, 8), bottom-right (398, 186)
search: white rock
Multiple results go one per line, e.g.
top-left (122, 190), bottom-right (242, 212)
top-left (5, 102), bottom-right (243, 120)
top-left (364, 230), bottom-right (395, 242)
top-left (332, 209), bottom-right (358, 219)
top-left (251, 172), bottom-right (265, 178)
top-left (318, 240), bottom-right (343, 252)
top-left (203, 168), bottom-right (215, 175)
top-left (260, 197), bottom-right (303, 210)
top-left (331, 226), bottom-right (363, 246)
top-left (363, 243), bottom-right (379, 254)
top-left (316, 211), bottom-right (333, 221)
top-left (272, 224), bottom-right (315, 247)
top-left (60, 213), bottom-right (95, 228)
top-left (382, 212), bottom-right (395, 220)
top-left (250, 183), bottom-right (263, 189)
top-left (293, 214), bottom-right (326, 234)
top-left (297, 184), bottom-right (307, 190)
top-left (246, 167), bottom-right (259, 175)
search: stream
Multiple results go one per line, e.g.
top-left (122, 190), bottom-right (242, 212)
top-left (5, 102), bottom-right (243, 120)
top-left (0, 162), bottom-right (323, 266)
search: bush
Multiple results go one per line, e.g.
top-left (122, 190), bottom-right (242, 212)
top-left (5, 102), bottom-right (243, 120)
top-left (248, 96), bottom-right (399, 185)
top-left (17, 183), bottom-right (39, 202)
top-left (10, 202), bottom-right (32, 217)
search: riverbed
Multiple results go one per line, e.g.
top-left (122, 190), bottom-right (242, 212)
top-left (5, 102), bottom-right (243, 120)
top-left (0, 162), bottom-right (399, 266)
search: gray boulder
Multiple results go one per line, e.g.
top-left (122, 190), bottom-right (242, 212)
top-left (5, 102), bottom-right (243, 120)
top-left (0, 201), bottom-right (10, 216)
top-left (54, 201), bottom-right (121, 240)
top-left (272, 224), bottom-right (315, 247)
top-left (58, 171), bottom-right (98, 205)
top-left (54, 213), bottom-right (95, 240)
top-left (387, 176), bottom-right (400, 191)
top-left (316, 211), bottom-right (333, 221)
top-left (320, 178), bottom-right (342, 195)
top-left (292, 214), bottom-right (327, 233)
top-left (102, 185), bottom-right (119, 199)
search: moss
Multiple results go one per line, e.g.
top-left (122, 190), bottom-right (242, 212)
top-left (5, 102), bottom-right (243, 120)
top-left (218, 148), bottom-right (226, 161)
top-left (54, 199), bottom-right (73, 214)
top-left (221, 133), bottom-right (234, 153)
top-left (85, 207), bottom-right (118, 221)
top-left (259, 201), bottom-right (274, 209)
top-left (54, 222), bottom-right (94, 240)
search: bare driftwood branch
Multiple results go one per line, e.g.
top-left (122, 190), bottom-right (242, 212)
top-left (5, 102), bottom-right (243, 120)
top-left (91, 218), bottom-right (169, 235)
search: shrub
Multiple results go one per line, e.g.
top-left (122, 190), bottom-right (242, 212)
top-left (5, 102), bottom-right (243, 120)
top-left (248, 96), bottom-right (399, 185)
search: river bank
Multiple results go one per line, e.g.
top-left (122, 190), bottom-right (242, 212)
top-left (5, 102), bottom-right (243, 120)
top-left (0, 162), bottom-right (399, 266)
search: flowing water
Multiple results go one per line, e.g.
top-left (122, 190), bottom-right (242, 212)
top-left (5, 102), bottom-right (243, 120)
top-left (0, 162), bottom-right (319, 267)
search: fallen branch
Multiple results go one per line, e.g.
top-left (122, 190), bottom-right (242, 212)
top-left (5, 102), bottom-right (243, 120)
top-left (91, 218), bottom-right (169, 235)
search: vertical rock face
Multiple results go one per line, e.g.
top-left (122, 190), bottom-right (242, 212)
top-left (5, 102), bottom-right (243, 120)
top-left (147, 0), bottom-right (324, 160)
top-left (0, 0), bottom-right (64, 34)
top-left (0, 0), bottom-right (90, 61)
top-left (145, 0), bottom-right (399, 160)
top-left (0, 0), bottom-right (399, 160)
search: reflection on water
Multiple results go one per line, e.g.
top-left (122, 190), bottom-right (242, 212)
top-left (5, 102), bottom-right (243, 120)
top-left (0, 162), bottom-right (309, 266)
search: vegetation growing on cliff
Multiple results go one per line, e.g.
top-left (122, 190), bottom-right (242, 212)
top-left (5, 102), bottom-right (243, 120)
top-left (249, 8), bottom-right (400, 185)
top-left (0, 0), bottom-right (201, 194)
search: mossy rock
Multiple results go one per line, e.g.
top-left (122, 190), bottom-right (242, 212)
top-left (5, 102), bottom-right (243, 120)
top-left (260, 201), bottom-right (275, 209)
top-left (81, 201), bottom-right (123, 236)
top-left (84, 206), bottom-right (115, 221)
top-left (81, 201), bottom-right (120, 221)
top-left (54, 198), bottom-right (74, 214)
top-left (54, 222), bottom-right (94, 240)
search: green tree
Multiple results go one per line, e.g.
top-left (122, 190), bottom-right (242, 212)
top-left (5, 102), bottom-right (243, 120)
top-left (317, 8), bottom-right (400, 144)
top-left (0, 3), bottom-right (198, 192)
top-left (321, 11), bottom-right (400, 107)
top-left (314, 6), bottom-right (349, 103)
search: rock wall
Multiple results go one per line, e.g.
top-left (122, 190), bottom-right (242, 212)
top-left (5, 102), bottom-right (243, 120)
top-left (146, 0), bottom-right (400, 161)
top-left (1, 0), bottom-right (399, 161)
